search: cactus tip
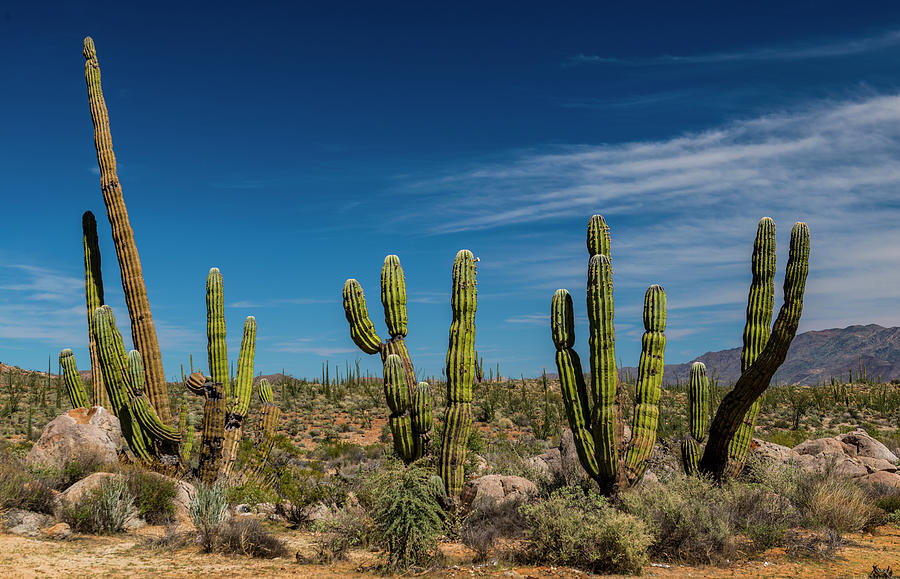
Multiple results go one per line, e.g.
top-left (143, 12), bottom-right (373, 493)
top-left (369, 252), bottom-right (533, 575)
top-left (83, 37), bottom-right (96, 59)
top-left (60, 348), bottom-right (74, 358)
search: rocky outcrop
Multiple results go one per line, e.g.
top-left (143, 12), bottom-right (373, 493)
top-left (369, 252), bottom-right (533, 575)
top-left (460, 474), bottom-right (537, 511)
top-left (3, 509), bottom-right (53, 537)
top-left (750, 428), bottom-right (900, 486)
top-left (26, 407), bottom-right (122, 472)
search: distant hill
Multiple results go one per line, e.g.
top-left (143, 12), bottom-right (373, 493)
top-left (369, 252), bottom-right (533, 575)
top-left (622, 324), bottom-right (900, 386)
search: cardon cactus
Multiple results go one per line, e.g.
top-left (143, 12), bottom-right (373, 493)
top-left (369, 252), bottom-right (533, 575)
top-left (552, 216), bottom-right (667, 494)
top-left (81, 211), bottom-right (106, 407)
top-left (440, 249), bottom-right (477, 496)
top-left (342, 255), bottom-right (433, 461)
top-left (699, 220), bottom-right (810, 478)
top-left (59, 349), bottom-right (89, 410)
top-left (83, 37), bottom-right (169, 423)
top-left (680, 362), bottom-right (709, 476)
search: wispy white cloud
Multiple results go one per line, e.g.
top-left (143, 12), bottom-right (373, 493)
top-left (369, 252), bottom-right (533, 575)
top-left (272, 337), bottom-right (357, 356)
top-left (568, 29), bottom-right (900, 67)
top-left (229, 297), bottom-right (333, 308)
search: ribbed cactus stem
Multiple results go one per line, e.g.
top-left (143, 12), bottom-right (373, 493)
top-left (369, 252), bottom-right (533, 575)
top-left (206, 268), bottom-right (229, 399)
top-left (700, 222), bottom-right (810, 478)
top-left (198, 378), bottom-right (225, 484)
top-left (59, 349), bottom-right (89, 409)
top-left (242, 379), bottom-right (280, 482)
top-left (552, 289), bottom-right (600, 480)
top-left (681, 362), bottom-right (709, 475)
top-left (125, 350), bottom-right (181, 450)
top-left (587, 253), bottom-right (621, 492)
top-left (182, 413), bottom-right (195, 463)
top-left (381, 255), bottom-right (408, 338)
top-left (412, 382), bottom-right (433, 453)
top-left (726, 217), bottom-right (777, 475)
top-left (92, 306), bottom-right (153, 460)
top-left (623, 285), bottom-right (667, 485)
top-left (82, 211), bottom-right (106, 408)
top-left (342, 280), bottom-right (381, 354)
top-left (220, 316), bottom-right (256, 479)
top-left (83, 37), bottom-right (169, 424)
top-left (384, 355), bottom-right (415, 460)
top-left (440, 250), bottom-right (477, 496)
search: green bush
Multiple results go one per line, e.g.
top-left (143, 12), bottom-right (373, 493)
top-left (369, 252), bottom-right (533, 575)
top-left (521, 485), bottom-right (650, 575)
top-left (63, 477), bottom-right (135, 534)
top-left (189, 482), bottom-right (228, 552)
top-left (0, 456), bottom-right (56, 514)
top-left (123, 469), bottom-right (177, 525)
top-left (226, 479), bottom-right (280, 507)
top-left (360, 460), bottom-right (445, 572)
top-left (314, 505), bottom-right (376, 563)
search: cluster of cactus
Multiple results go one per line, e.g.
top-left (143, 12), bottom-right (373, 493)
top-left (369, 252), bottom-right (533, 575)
top-left (343, 255), bottom-right (434, 462)
top-left (552, 215), bottom-right (810, 492)
top-left (343, 250), bottom-right (477, 496)
top-left (63, 37), bottom-right (280, 483)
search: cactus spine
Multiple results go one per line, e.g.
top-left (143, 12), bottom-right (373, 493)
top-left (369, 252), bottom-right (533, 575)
top-left (82, 211), bottom-right (106, 407)
top-left (700, 221), bottom-right (810, 478)
top-left (681, 362), bottom-right (709, 475)
top-left (440, 249), bottom-right (477, 496)
top-left (552, 216), bottom-right (666, 494)
top-left (59, 349), bottom-right (89, 409)
top-left (342, 255), bottom-right (432, 462)
top-left (83, 37), bottom-right (169, 423)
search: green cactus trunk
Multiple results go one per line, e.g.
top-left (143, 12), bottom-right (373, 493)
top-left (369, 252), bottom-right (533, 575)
top-left (440, 250), bottom-right (477, 496)
top-left (725, 217), bottom-right (777, 476)
top-left (681, 362), bottom-right (709, 475)
top-left (700, 222), bottom-right (810, 478)
top-left (242, 379), bottom-right (281, 483)
top-left (81, 211), bottom-right (107, 408)
top-left (220, 316), bottom-right (256, 479)
top-left (59, 349), bottom-right (89, 410)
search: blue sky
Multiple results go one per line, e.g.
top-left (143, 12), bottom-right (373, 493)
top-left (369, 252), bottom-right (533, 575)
top-left (2, 2), bottom-right (900, 381)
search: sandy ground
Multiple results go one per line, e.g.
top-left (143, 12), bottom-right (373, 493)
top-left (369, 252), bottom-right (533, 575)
top-left (0, 524), bottom-right (898, 578)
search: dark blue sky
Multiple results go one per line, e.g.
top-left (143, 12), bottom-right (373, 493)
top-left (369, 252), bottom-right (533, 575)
top-left (3, 1), bottom-right (900, 380)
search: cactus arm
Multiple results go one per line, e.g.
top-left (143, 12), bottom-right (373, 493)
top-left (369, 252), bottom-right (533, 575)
top-left (587, 254), bottom-right (621, 491)
top-left (206, 268), bottom-right (229, 399)
top-left (220, 316), bottom-right (256, 479)
top-left (343, 279), bottom-right (382, 354)
top-left (440, 250), bottom-right (477, 496)
top-left (411, 382), bottom-right (433, 456)
top-left (587, 214), bottom-right (611, 259)
top-left (681, 362), bottom-right (709, 475)
top-left (197, 379), bottom-right (226, 484)
top-left (83, 37), bottom-right (169, 424)
top-left (726, 217), bottom-right (777, 475)
top-left (381, 255), bottom-right (408, 338)
top-left (59, 349), bottom-right (90, 409)
top-left (700, 222), bottom-right (810, 478)
top-left (124, 350), bottom-right (181, 447)
top-left (623, 285), bottom-right (667, 485)
top-left (182, 413), bottom-right (195, 463)
top-left (92, 306), bottom-right (153, 460)
top-left (82, 211), bottom-right (107, 407)
top-left (551, 289), bottom-right (600, 480)
top-left (242, 379), bottom-right (281, 483)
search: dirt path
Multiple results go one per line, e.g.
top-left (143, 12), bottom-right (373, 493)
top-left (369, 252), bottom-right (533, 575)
top-left (1, 525), bottom-right (898, 578)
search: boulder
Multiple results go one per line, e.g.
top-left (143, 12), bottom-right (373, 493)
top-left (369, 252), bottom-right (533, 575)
top-left (3, 509), bottom-right (54, 537)
top-left (858, 456), bottom-right (899, 474)
top-left (750, 439), bottom-right (799, 463)
top-left (528, 448), bottom-right (560, 479)
top-left (837, 429), bottom-right (899, 463)
top-left (26, 407), bottom-right (122, 472)
top-left (793, 437), bottom-right (848, 457)
top-left (859, 470), bottom-right (900, 488)
top-left (460, 474), bottom-right (537, 511)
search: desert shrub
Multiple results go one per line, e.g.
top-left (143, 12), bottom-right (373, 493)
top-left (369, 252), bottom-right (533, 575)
top-left (314, 505), bottom-right (376, 563)
top-left (63, 477), bottom-right (134, 534)
top-left (806, 478), bottom-right (880, 533)
top-left (0, 456), bottom-right (56, 514)
top-left (225, 479), bottom-right (280, 507)
top-left (461, 494), bottom-right (528, 561)
top-left (276, 465), bottom-right (347, 527)
top-left (30, 453), bottom-right (110, 491)
top-left (620, 475), bottom-right (738, 564)
top-left (480, 436), bottom-right (549, 486)
top-left (866, 483), bottom-right (900, 516)
top-left (215, 518), bottom-right (288, 558)
top-left (361, 460), bottom-right (445, 571)
top-left (189, 482), bottom-right (228, 552)
top-left (521, 485), bottom-right (650, 575)
top-left (123, 469), bottom-right (177, 524)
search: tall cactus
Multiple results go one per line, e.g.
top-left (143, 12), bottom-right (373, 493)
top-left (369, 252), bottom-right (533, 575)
top-left (681, 362), bottom-right (709, 475)
top-left (552, 215), bottom-right (667, 494)
top-left (83, 37), bottom-right (169, 424)
top-left (440, 249), bottom-right (477, 496)
top-left (81, 211), bottom-right (106, 407)
top-left (699, 221), bottom-right (810, 478)
top-left (220, 316), bottom-right (257, 479)
top-left (342, 255), bottom-right (432, 462)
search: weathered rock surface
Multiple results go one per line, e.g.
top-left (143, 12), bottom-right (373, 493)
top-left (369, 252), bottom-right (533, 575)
top-left (43, 522), bottom-right (72, 540)
top-left (460, 474), bottom-right (537, 511)
top-left (3, 509), bottom-right (53, 537)
top-left (750, 428), bottom-right (900, 486)
top-left (26, 407), bottom-right (122, 472)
